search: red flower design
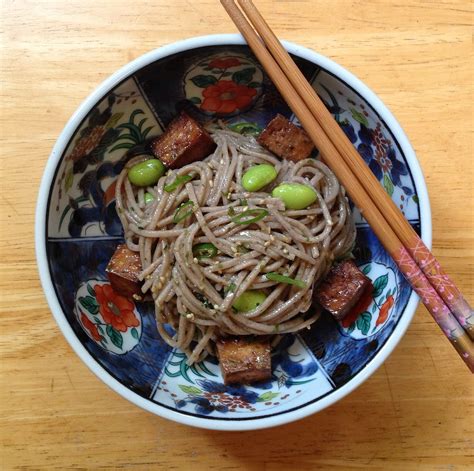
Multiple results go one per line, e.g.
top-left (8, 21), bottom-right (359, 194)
top-left (375, 149), bottom-right (393, 173)
top-left (341, 284), bottom-right (374, 328)
top-left (376, 295), bottom-right (394, 326)
top-left (80, 312), bottom-right (102, 342)
top-left (201, 80), bottom-right (257, 114)
top-left (208, 57), bottom-right (241, 69)
top-left (94, 284), bottom-right (139, 332)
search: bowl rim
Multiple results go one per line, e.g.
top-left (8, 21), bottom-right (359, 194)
top-left (35, 33), bottom-right (432, 431)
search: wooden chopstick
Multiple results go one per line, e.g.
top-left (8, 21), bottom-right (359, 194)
top-left (236, 0), bottom-right (474, 342)
top-left (220, 0), bottom-right (474, 371)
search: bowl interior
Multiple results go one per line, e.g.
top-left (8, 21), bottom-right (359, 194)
top-left (41, 41), bottom-right (427, 429)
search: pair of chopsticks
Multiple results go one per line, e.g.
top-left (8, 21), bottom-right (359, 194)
top-left (221, 0), bottom-right (474, 371)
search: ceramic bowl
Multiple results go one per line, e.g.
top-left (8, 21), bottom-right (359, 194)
top-left (36, 34), bottom-right (431, 430)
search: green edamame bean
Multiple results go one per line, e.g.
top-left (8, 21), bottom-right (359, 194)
top-left (144, 192), bottom-right (155, 204)
top-left (128, 159), bottom-right (166, 187)
top-left (241, 164), bottom-right (277, 192)
top-left (232, 290), bottom-right (267, 312)
top-left (272, 183), bottom-right (317, 210)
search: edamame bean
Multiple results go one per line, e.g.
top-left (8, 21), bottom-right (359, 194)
top-left (241, 164), bottom-right (277, 192)
top-left (272, 183), bottom-right (317, 210)
top-left (144, 192), bottom-right (155, 204)
top-left (128, 159), bottom-right (166, 187)
top-left (232, 290), bottom-right (267, 312)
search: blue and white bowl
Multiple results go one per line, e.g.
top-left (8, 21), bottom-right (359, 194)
top-left (36, 34), bottom-right (431, 430)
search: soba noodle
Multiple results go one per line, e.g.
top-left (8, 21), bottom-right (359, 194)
top-left (115, 126), bottom-right (356, 364)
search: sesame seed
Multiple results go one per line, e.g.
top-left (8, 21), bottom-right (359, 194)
top-left (132, 294), bottom-right (142, 301)
top-left (220, 159), bottom-right (224, 165)
top-left (270, 235), bottom-right (275, 241)
top-left (193, 257), bottom-right (199, 264)
top-left (264, 241), bottom-right (271, 247)
top-left (283, 248), bottom-right (289, 255)
top-left (159, 276), bottom-right (165, 282)
top-left (209, 180), bottom-right (214, 188)
top-left (186, 313), bottom-right (195, 320)
top-left (242, 206), bottom-right (248, 212)
top-left (213, 304), bottom-right (219, 310)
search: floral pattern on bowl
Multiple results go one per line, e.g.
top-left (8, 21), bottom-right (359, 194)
top-left (153, 336), bottom-right (334, 417)
top-left (75, 280), bottom-right (142, 354)
top-left (315, 77), bottom-right (418, 220)
top-left (48, 79), bottom-right (162, 238)
top-left (39, 40), bottom-right (429, 430)
top-left (183, 53), bottom-right (263, 117)
top-left (339, 262), bottom-right (398, 339)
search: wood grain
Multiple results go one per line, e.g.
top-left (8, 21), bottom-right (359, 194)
top-left (1, 1), bottom-right (473, 469)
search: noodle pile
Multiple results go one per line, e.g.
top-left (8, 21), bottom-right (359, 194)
top-left (115, 126), bottom-right (356, 364)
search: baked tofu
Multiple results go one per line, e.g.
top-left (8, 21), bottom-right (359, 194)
top-left (258, 114), bottom-right (314, 162)
top-left (314, 260), bottom-right (373, 321)
top-left (216, 337), bottom-right (271, 385)
top-left (106, 244), bottom-right (143, 298)
top-left (150, 112), bottom-right (216, 169)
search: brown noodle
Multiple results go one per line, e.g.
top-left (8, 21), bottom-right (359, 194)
top-left (115, 126), bottom-right (355, 364)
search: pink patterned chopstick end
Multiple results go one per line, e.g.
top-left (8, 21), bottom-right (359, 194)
top-left (407, 237), bottom-right (474, 336)
top-left (395, 246), bottom-right (474, 372)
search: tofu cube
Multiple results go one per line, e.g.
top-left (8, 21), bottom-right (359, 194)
top-left (106, 244), bottom-right (142, 298)
top-left (258, 114), bottom-right (314, 162)
top-left (314, 260), bottom-right (373, 321)
top-left (216, 337), bottom-right (271, 385)
top-left (150, 112), bottom-right (216, 168)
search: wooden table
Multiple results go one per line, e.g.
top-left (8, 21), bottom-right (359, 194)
top-left (1, 1), bottom-right (473, 469)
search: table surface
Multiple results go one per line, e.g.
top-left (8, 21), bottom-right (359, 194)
top-left (1, 0), bottom-right (473, 469)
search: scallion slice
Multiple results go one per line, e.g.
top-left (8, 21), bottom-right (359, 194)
top-left (265, 272), bottom-right (306, 289)
top-left (192, 243), bottom-right (218, 259)
top-left (230, 208), bottom-right (268, 225)
top-left (164, 174), bottom-right (194, 192)
top-left (173, 200), bottom-right (194, 223)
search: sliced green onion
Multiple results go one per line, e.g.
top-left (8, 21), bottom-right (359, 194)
top-left (265, 272), bottom-right (306, 289)
top-left (164, 174), bottom-right (194, 192)
top-left (192, 243), bottom-right (217, 259)
top-left (230, 208), bottom-right (268, 225)
top-left (224, 282), bottom-right (237, 296)
top-left (229, 122), bottom-right (262, 137)
top-left (144, 192), bottom-right (155, 204)
top-left (173, 200), bottom-right (194, 224)
top-left (239, 198), bottom-right (248, 206)
top-left (194, 292), bottom-right (213, 309)
top-left (237, 245), bottom-right (250, 254)
top-left (227, 206), bottom-right (236, 217)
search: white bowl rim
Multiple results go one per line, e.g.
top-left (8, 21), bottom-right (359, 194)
top-left (35, 33), bottom-right (432, 431)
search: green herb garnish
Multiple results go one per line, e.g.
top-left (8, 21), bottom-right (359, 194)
top-left (224, 282), bottom-right (237, 295)
top-left (229, 122), bottom-right (262, 137)
top-left (173, 200), bottom-right (194, 224)
top-left (164, 174), bottom-right (194, 192)
top-left (194, 292), bottom-right (213, 309)
top-left (192, 243), bottom-right (218, 259)
top-left (265, 272), bottom-right (306, 289)
top-left (230, 208), bottom-right (268, 225)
